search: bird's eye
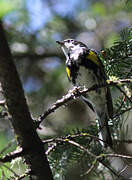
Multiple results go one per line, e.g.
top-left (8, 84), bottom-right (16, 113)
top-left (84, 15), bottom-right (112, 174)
top-left (67, 40), bottom-right (71, 43)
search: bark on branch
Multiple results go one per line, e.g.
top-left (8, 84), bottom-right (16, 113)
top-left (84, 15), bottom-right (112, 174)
top-left (0, 21), bottom-right (53, 180)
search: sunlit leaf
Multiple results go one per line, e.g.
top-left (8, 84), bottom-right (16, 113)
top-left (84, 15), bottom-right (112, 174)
top-left (0, 0), bottom-right (17, 18)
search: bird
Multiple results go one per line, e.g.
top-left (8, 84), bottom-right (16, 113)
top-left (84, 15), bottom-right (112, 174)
top-left (56, 39), bottom-right (113, 146)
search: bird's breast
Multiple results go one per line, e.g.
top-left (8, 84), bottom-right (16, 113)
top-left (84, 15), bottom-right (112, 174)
top-left (75, 66), bottom-right (107, 113)
top-left (76, 66), bottom-right (98, 88)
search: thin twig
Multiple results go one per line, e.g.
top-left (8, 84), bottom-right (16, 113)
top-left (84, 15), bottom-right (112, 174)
top-left (102, 153), bottom-right (132, 159)
top-left (108, 79), bottom-right (132, 84)
top-left (43, 132), bottom-right (107, 146)
top-left (13, 172), bottom-right (29, 180)
top-left (45, 144), bottom-right (57, 155)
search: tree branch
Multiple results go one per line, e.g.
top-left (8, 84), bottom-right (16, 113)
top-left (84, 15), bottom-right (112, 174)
top-left (37, 78), bottom-right (132, 126)
top-left (0, 149), bottom-right (23, 163)
top-left (0, 21), bottom-right (53, 179)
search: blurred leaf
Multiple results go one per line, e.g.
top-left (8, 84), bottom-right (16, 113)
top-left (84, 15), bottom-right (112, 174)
top-left (0, 0), bottom-right (17, 18)
top-left (92, 2), bottom-right (106, 16)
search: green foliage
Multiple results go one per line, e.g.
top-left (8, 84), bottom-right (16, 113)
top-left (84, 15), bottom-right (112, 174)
top-left (103, 28), bottom-right (132, 79)
top-left (92, 2), bottom-right (106, 16)
top-left (100, 28), bottom-right (132, 141)
top-left (0, 0), bottom-right (17, 18)
top-left (47, 127), bottom-right (104, 179)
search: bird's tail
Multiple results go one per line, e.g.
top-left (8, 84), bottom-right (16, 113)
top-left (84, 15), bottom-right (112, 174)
top-left (81, 96), bottom-right (112, 146)
top-left (98, 113), bottom-right (112, 147)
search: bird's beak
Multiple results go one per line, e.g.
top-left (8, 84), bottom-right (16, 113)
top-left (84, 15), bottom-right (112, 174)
top-left (56, 40), bottom-right (64, 46)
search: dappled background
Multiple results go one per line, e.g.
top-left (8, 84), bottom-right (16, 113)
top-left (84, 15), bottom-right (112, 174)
top-left (0, 0), bottom-right (132, 179)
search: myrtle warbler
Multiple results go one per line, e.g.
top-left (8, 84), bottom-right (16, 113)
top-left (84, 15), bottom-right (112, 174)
top-left (56, 39), bottom-right (113, 146)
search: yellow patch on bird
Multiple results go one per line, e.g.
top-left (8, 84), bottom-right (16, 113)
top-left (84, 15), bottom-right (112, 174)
top-left (66, 67), bottom-right (71, 80)
top-left (87, 50), bottom-right (100, 66)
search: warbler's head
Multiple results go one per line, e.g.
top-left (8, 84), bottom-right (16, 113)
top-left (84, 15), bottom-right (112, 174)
top-left (56, 39), bottom-right (87, 61)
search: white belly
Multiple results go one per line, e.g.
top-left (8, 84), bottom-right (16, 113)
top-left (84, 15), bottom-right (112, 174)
top-left (76, 66), bottom-right (107, 116)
